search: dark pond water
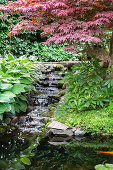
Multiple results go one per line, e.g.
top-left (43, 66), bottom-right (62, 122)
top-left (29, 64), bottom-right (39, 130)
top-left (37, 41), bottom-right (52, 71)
top-left (1, 131), bottom-right (113, 170)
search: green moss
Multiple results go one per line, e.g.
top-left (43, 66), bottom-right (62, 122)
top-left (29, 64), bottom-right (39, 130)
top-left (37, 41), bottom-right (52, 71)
top-left (56, 105), bottom-right (113, 135)
top-left (58, 89), bottom-right (66, 96)
top-left (57, 79), bottom-right (65, 88)
top-left (56, 64), bottom-right (64, 69)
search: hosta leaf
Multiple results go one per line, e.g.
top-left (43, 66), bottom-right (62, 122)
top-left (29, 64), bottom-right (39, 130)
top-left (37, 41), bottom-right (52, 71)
top-left (105, 164), bottom-right (113, 168)
top-left (0, 103), bottom-right (9, 114)
top-left (21, 157), bottom-right (31, 165)
top-left (95, 164), bottom-right (107, 170)
top-left (21, 73), bottom-right (31, 77)
top-left (4, 103), bottom-right (11, 112)
top-left (95, 164), bottom-right (113, 170)
top-left (20, 78), bottom-right (31, 84)
top-left (8, 70), bottom-right (20, 73)
top-left (19, 95), bottom-right (27, 101)
top-left (11, 104), bottom-right (15, 115)
top-left (0, 94), bottom-right (10, 103)
top-left (15, 104), bottom-right (20, 113)
top-left (11, 84), bottom-right (26, 94)
top-left (9, 98), bottom-right (15, 103)
top-left (0, 114), bottom-right (3, 120)
top-left (3, 91), bottom-right (16, 98)
top-left (0, 83), bottom-right (13, 90)
top-left (18, 101), bottom-right (27, 112)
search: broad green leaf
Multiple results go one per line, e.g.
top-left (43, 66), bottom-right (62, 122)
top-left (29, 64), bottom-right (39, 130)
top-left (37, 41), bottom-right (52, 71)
top-left (18, 101), bottom-right (27, 112)
top-left (8, 53), bottom-right (14, 60)
top-left (105, 164), bottom-right (113, 168)
top-left (15, 104), bottom-right (20, 113)
top-left (4, 103), bottom-right (11, 112)
top-left (11, 104), bottom-right (15, 115)
top-left (20, 78), bottom-right (31, 84)
top-left (19, 95), bottom-right (27, 101)
top-left (9, 98), bottom-right (15, 103)
top-left (0, 114), bottom-right (3, 120)
top-left (0, 103), bottom-right (8, 114)
top-left (3, 91), bottom-right (16, 98)
top-left (21, 157), bottom-right (31, 165)
top-left (21, 73), bottom-right (31, 77)
top-left (95, 164), bottom-right (107, 170)
top-left (11, 84), bottom-right (26, 94)
top-left (8, 70), bottom-right (20, 74)
top-left (0, 83), bottom-right (13, 90)
top-left (0, 94), bottom-right (10, 103)
top-left (95, 164), bottom-right (113, 170)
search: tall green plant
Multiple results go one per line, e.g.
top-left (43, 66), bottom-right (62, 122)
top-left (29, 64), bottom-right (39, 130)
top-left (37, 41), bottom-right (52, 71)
top-left (64, 59), bottom-right (112, 112)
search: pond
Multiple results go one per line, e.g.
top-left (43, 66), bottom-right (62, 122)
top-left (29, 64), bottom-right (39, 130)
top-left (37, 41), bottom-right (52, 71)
top-left (0, 131), bottom-right (113, 170)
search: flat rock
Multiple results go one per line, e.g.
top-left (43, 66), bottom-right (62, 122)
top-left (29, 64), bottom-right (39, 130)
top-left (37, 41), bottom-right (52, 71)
top-left (48, 121), bottom-right (69, 130)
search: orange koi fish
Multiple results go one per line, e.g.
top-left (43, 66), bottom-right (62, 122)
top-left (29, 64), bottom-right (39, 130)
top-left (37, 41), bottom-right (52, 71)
top-left (96, 151), bottom-right (113, 155)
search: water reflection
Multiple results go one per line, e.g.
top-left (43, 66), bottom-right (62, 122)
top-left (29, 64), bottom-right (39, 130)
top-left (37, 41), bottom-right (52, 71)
top-left (1, 132), bottom-right (113, 170)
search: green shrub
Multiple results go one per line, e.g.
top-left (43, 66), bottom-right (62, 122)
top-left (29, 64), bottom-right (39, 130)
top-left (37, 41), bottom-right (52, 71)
top-left (63, 59), bottom-right (112, 112)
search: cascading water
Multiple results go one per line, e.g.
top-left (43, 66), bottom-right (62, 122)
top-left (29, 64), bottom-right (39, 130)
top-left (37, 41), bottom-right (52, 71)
top-left (18, 65), bottom-right (64, 133)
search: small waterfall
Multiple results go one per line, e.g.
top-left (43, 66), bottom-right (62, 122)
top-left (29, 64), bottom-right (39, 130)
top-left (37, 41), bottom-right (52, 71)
top-left (18, 65), bottom-right (64, 133)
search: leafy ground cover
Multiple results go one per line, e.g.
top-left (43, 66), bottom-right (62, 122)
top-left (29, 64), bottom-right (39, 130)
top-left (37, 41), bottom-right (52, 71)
top-left (56, 107), bottom-right (113, 135)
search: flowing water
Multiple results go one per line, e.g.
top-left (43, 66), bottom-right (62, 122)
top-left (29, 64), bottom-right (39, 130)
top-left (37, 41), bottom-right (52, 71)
top-left (0, 65), bottom-right (113, 170)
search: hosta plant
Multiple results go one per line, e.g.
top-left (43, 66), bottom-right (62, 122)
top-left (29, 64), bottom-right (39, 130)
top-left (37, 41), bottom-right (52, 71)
top-left (0, 53), bottom-right (39, 120)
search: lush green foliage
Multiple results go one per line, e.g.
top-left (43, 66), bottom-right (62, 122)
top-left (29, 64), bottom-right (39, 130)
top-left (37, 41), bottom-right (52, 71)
top-left (35, 43), bottom-right (78, 61)
top-left (56, 59), bottom-right (113, 135)
top-left (64, 60), bottom-right (112, 111)
top-left (0, 54), bottom-right (39, 120)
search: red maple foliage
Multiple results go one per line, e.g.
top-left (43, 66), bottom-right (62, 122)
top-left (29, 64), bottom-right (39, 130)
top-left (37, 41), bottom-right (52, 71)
top-left (0, 0), bottom-right (113, 64)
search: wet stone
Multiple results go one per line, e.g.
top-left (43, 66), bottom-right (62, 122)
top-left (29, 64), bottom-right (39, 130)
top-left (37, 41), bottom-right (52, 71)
top-left (48, 121), bottom-right (73, 136)
top-left (74, 129), bottom-right (84, 136)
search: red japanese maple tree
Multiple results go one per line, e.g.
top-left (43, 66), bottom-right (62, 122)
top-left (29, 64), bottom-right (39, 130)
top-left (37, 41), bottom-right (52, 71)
top-left (0, 0), bottom-right (113, 66)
